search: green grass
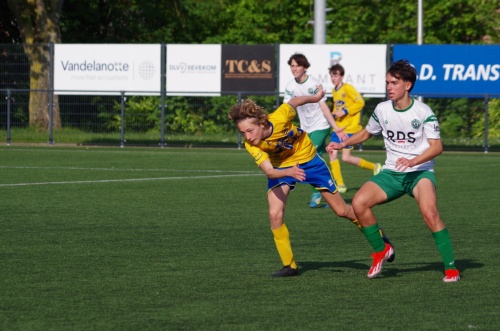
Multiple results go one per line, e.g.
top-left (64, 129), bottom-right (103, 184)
top-left (1, 128), bottom-right (239, 148)
top-left (0, 146), bottom-right (499, 330)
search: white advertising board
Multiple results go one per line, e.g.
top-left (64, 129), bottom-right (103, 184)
top-left (166, 44), bottom-right (221, 96)
top-left (54, 44), bottom-right (161, 95)
top-left (279, 44), bottom-right (387, 97)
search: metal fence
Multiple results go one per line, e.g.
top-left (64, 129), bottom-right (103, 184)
top-left (1, 43), bottom-right (497, 151)
top-left (1, 88), bottom-right (286, 147)
top-left (2, 88), bottom-right (496, 152)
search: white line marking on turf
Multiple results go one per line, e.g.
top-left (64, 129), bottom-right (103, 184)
top-left (0, 173), bottom-right (263, 187)
top-left (0, 166), bottom-right (257, 173)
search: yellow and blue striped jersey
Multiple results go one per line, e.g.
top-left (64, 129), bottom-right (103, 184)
top-left (245, 103), bottom-right (317, 168)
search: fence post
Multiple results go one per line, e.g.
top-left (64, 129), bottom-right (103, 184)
top-left (160, 42), bottom-right (166, 147)
top-left (237, 92), bottom-right (242, 150)
top-left (6, 89), bottom-right (11, 145)
top-left (484, 96), bottom-right (489, 154)
top-left (275, 43), bottom-right (280, 108)
top-left (120, 91), bottom-right (125, 148)
top-left (48, 42), bottom-right (54, 145)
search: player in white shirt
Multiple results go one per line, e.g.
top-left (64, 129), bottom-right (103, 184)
top-left (327, 60), bottom-right (460, 282)
top-left (369, 97), bottom-right (439, 172)
top-left (284, 53), bottom-right (347, 208)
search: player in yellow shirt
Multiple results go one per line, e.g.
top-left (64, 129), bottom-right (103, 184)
top-left (228, 85), bottom-right (393, 277)
top-left (328, 64), bottom-right (382, 193)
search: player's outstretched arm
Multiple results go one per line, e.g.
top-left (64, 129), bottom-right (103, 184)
top-left (259, 160), bottom-right (305, 181)
top-left (395, 138), bottom-right (443, 171)
top-left (319, 101), bottom-right (348, 141)
top-left (288, 85), bottom-right (325, 109)
top-left (326, 142), bottom-right (341, 153)
top-left (326, 128), bottom-right (372, 153)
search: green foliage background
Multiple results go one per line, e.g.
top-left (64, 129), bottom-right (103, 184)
top-left (58, 0), bottom-right (499, 45)
top-left (1, 0), bottom-right (499, 139)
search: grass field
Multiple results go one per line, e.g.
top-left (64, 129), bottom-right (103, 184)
top-left (0, 146), bottom-right (499, 330)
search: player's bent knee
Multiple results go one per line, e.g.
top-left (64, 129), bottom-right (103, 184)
top-left (268, 210), bottom-right (284, 223)
top-left (421, 210), bottom-right (441, 226)
top-left (352, 195), bottom-right (367, 210)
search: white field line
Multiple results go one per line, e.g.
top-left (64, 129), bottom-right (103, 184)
top-left (0, 166), bottom-right (262, 187)
top-left (0, 165), bottom-right (257, 174)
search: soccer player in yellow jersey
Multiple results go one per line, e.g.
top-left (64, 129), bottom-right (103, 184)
top-left (328, 64), bottom-right (382, 193)
top-left (228, 85), bottom-right (393, 277)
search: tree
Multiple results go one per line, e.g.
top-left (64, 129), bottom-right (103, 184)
top-left (2, 0), bottom-right (499, 136)
top-left (0, 0), bottom-right (21, 43)
top-left (60, 0), bottom-right (204, 43)
top-left (473, 98), bottom-right (500, 138)
top-left (6, 0), bottom-right (63, 129)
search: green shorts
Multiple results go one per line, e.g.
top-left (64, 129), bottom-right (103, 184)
top-left (370, 170), bottom-right (437, 202)
top-left (307, 127), bottom-right (331, 154)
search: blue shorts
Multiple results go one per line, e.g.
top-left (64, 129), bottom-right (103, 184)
top-left (330, 132), bottom-right (354, 150)
top-left (267, 154), bottom-right (338, 194)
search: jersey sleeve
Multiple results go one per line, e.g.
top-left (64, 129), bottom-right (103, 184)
top-left (245, 142), bottom-right (269, 166)
top-left (344, 84), bottom-right (365, 115)
top-left (276, 103), bottom-right (297, 122)
top-left (283, 80), bottom-right (294, 103)
top-left (366, 106), bottom-right (382, 135)
top-left (308, 76), bottom-right (327, 102)
top-left (423, 112), bottom-right (441, 139)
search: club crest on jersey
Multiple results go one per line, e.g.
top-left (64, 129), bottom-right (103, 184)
top-left (411, 119), bottom-right (421, 129)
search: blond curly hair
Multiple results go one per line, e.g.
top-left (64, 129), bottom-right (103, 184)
top-left (228, 99), bottom-right (269, 127)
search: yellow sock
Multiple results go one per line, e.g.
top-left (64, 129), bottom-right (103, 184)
top-left (272, 224), bottom-right (297, 269)
top-left (351, 219), bottom-right (362, 231)
top-left (330, 159), bottom-right (344, 186)
top-left (358, 158), bottom-right (375, 171)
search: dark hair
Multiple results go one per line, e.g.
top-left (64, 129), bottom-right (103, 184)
top-left (328, 64), bottom-right (345, 76)
top-left (287, 53), bottom-right (310, 68)
top-left (228, 99), bottom-right (269, 126)
top-left (387, 59), bottom-right (417, 92)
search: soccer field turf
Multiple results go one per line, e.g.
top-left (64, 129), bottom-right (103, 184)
top-left (1, 146), bottom-right (499, 330)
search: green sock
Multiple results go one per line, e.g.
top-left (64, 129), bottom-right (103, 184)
top-left (432, 228), bottom-right (456, 270)
top-left (361, 224), bottom-right (385, 252)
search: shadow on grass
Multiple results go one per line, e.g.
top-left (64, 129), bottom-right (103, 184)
top-left (298, 260), bottom-right (369, 274)
top-left (373, 258), bottom-right (483, 279)
top-left (387, 258), bottom-right (482, 272)
top-left (298, 258), bottom-right (483, 278)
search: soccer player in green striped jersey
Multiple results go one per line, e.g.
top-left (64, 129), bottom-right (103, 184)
top-left (327, 59), bottom-right (460, 282)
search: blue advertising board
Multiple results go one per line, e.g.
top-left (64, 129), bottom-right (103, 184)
top-left (393, 45), bottom-right (500, 98)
